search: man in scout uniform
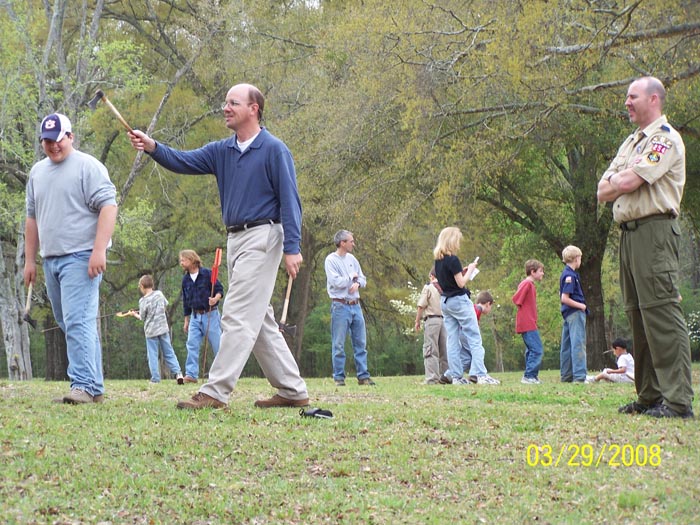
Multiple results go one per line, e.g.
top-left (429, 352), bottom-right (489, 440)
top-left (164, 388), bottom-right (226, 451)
top-left (597, 76), bottom-right (694, 419)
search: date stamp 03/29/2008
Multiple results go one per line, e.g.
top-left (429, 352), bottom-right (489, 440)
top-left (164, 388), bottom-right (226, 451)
top-left (525, 443), bottom-right (662, 468)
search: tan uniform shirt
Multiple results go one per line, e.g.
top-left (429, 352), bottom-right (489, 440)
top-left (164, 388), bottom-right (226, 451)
top-left (602, 115), bottom-right (685, 223)
top-left (417, 283), bottom-right (443, 318)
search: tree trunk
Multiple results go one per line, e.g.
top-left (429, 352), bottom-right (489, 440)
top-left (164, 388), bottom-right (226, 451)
top-left (579, 258), bottom-right (606, 371)
top-left (0, 234), bottom-right (33, 380)
top-left (44, 319), bottom-right (68, 381)
top-left (290, 226), bottom-right (325, 374)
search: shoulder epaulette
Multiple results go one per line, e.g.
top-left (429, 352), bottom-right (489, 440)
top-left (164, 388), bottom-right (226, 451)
top-left (661, 124), bottom-right (670, 132)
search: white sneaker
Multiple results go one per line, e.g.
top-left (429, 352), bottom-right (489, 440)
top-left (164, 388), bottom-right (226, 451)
top-left (521, 376), bottom-right (541, 384)
top-left (585, 375), bottom-right (596, 384)
top-left (452, 377), bottom-right (471, 385)
top-left (477, 375), bottom-right (500, 385)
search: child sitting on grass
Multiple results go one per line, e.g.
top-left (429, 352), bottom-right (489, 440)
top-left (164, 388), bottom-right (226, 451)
top-left (587, 338), bottom-right (635, 384)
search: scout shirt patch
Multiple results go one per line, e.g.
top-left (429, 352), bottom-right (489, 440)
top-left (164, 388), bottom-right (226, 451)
top-left (647, 152), bottom-right (661, 164)
top-left (650, 135), bottom-right (673, 155)
top-left (565, 276), bottom-right (572, 284)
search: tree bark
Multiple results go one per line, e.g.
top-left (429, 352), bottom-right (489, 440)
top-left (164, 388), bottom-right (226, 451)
top-left (0, 232), bottom-right (33, 380)
top-left (288, 226), bottom-right (328, 375)
top-left (44, 319), bottom-right (68, 381)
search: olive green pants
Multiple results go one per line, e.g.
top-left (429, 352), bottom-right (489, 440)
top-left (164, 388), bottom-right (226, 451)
top-left (619, 216), bottom-right (693, 412)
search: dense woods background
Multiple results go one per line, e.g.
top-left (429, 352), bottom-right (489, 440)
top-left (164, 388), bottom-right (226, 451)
top-left (2, 0), bottom-right (699, 381)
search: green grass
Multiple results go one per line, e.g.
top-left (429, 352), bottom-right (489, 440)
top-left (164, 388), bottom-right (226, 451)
top-left (1, 369), bottom-right (698, 524)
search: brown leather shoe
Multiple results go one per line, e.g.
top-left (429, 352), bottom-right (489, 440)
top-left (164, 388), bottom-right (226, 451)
top-left (254, 394), bottom-right (310, 408)
top-left (176, 392), bottom-right (227, 410)
top-left (183, 376), bottom-right (198, 384)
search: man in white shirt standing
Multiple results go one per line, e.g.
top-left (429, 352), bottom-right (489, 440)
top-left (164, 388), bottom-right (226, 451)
top-left (324, 230), bottom-right (375, 387)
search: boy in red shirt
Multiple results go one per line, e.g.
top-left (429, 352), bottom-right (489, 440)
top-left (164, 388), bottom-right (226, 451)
top-left (512, 260), bottom-right (545, 384)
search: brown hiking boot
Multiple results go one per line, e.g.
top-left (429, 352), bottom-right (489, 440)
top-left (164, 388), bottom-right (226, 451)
top-left (254, 394), bottom-right (310, 408)
top-left (183, 376), bottom-right (198, 384)
top-left (53, 390), bottom-right (103, 404)
top-left (63, 388), bottom-right (94, 404)
top-left (176, 392), bottom-right (227, 410)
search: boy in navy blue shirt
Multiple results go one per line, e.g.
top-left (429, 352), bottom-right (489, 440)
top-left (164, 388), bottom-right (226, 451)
top-left (559, 245), bottom-right (588, 382)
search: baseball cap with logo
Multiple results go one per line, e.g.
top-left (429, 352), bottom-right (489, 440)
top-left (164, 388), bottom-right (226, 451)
top-left (40, 113), bottom-right (72, 142)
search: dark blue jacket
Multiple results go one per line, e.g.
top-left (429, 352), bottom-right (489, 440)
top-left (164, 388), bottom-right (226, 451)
top-left (181, 267), bottom-right (224, 317)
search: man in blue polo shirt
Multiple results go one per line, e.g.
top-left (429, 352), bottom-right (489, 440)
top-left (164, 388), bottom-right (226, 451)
top-left (129, 83), bottom-right (309, 410)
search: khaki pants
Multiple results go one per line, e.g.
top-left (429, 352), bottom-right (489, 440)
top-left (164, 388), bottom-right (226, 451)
top-left (423, 317), bottom-right (448, 383)
top-left (620, 217), bottom-right (693, 411)
top-left (200, 224), bottom-right (308, 403)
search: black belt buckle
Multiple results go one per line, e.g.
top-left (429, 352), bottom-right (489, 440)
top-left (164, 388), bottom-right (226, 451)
top-left (226, 219), bottom-right (278, 234)
top-left (620, 220), bottom-right (637, 231)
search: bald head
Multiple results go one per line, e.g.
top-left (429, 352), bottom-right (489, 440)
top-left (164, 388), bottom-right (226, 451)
top-left (625, 76), bottom-right (666, 128)
top-left (232, 83), bottom-right (264, 121)
top-left (639, 76), bottom-right (666, 106)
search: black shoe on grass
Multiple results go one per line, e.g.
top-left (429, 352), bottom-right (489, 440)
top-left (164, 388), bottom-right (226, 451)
top-left (644, 404), bottom-right (694, 419)
top-left (618, 401), bottom-right (656, 415)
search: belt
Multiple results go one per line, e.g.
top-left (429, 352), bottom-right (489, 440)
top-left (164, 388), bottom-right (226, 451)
top-left (332, 298), bottom-right (359, 306)
top-left (620, 213), bottom-right (675, 231)
top-left (424, 315), bottom-right (443, 320)
top-left (192, 309), bottom-right (211, 315)
top-left (226, 219), bottom-right (280, 234)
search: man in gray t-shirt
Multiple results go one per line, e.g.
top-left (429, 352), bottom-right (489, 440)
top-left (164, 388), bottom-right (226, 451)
top-left (24, 113), bottom-right (118, 404)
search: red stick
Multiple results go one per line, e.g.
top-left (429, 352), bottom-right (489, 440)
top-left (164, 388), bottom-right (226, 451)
top-left (201, 247), bottom-right (222, 376)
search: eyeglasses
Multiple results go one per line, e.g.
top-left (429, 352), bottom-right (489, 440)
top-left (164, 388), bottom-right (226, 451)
top-left (221, 100), bottom-right (255, 110)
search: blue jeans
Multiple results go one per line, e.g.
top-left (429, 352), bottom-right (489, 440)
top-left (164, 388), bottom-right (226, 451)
top-left (43, 251), bottom-right (104, 396)
top-left (185, 310), bottom-right (221, 379)
top-left (560, 311), bottom-right (587, 382)
top-left (330, 302), bottom-right (369, 380)
top-left (521, 330), bottom-right (544, 379)
top-left (146, 332), bottom-right (182, 382)
top-left (441, 294), bottom-right (487, 379)
top-left (459, 328), bottom-right (472, 373)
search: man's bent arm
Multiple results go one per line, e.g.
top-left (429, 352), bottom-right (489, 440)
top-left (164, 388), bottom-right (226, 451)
top-left (597, 167), bottom-right (646, 202)
top-left (89, 204), bottom-right (118, 278)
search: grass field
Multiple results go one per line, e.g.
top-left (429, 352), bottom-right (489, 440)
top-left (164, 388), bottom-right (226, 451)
top-left (1, 369), bottom-right (698, 524)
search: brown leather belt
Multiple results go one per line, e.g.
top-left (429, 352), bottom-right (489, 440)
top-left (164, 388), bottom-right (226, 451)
top-left (424, 315), bottom-right (443, 320)
top-left (332, 298), bottom-right (359, 305)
